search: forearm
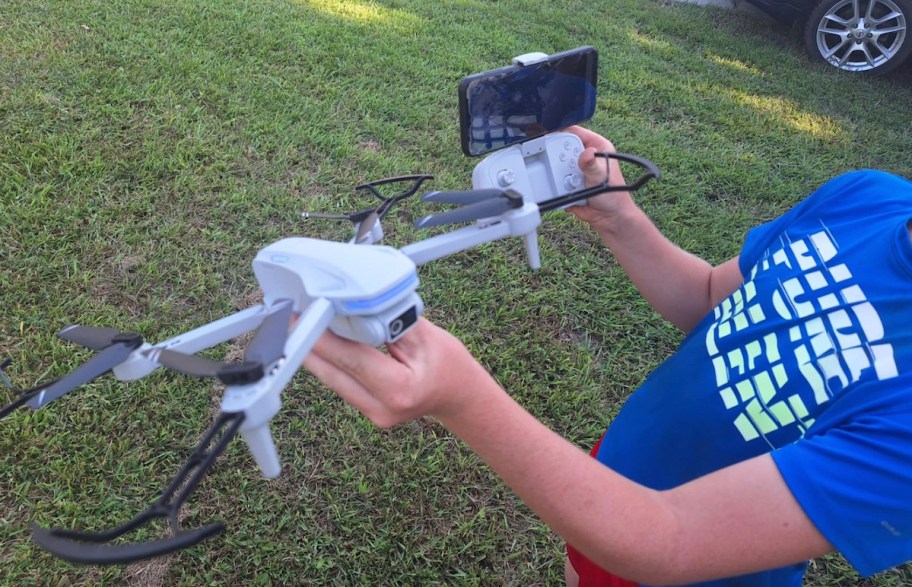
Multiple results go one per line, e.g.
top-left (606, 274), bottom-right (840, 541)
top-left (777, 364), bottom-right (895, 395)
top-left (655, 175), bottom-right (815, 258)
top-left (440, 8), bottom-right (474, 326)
top-left (437, 378), bottom-right (682, 584)
top-left (591, 204), bottom-right (718, 333)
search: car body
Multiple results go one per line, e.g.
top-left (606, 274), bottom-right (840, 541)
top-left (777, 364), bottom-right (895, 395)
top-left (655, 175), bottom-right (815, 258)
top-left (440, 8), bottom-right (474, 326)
top-left (743, 0), bottom-right (808, 24)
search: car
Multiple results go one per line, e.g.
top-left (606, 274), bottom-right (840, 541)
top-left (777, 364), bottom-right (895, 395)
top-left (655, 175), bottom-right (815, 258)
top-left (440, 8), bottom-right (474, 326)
top-left (743, 0), bottom-right (912, 75)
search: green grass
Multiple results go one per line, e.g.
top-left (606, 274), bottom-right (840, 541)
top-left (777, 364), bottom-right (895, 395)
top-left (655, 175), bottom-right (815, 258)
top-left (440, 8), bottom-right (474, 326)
top-left (1, 0), bottom-right (910, 585)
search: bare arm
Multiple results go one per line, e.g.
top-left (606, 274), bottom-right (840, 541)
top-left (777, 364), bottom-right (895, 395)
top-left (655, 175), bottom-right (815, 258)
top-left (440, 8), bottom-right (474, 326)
top-left (445, 379), bottom-right (832, 584)
top-left (564, 126), bottom-right (744, 332)
top-left (589, 206), bottom-right (743, 333)
top-left (303, 321), bottom-right (833, 585)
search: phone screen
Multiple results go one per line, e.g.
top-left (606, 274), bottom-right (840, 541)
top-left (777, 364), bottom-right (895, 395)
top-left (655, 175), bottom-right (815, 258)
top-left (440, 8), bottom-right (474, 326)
top-left (459, 47), bottom-right (598, 157)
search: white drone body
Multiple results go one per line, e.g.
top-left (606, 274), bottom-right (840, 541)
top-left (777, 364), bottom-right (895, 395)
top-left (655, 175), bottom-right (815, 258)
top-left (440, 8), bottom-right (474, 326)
top-left (237, 238), bottom-right (423, 477)
top-left (235, 199), bottom-right (545, 477)
top-left (92, 238), bottom-right (418, 479)
top-left (89, 195), bottom-right (543, 481)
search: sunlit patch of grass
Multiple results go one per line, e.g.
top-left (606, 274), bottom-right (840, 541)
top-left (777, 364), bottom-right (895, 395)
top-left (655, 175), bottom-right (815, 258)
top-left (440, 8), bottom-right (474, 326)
top-left (729, 89), bottom-right (848, 141)
top-left (301, 0), bottom-right (421, 28)
top-left (706, 52), bottom-right (764, 76)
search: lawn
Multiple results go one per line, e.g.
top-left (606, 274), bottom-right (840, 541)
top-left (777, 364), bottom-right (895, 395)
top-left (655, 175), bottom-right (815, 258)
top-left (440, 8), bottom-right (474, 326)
top-left (1, 0), bottom-right (911, 585)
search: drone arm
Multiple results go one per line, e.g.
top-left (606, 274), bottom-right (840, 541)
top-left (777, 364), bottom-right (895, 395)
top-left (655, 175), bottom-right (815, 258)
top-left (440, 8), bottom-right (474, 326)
top-left (401, 221), bottom-right (509, 266)
top-left (401, 203), bottom-right (542, 267)
top-left (113, 305), bottom-right (268, 381)
top-left (156, 305), bottom-right (269, 355)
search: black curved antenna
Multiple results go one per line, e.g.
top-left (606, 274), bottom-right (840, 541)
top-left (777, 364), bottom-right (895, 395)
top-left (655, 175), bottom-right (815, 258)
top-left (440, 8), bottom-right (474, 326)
top-left (31, 411), bottom-right (245, 565)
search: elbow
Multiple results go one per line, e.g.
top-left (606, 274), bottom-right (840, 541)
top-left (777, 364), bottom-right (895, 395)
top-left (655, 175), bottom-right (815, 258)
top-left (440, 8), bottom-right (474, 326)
top-left (584, 498), bottom-right (695, 586)
top-left (624, 528), bottom-right (693, 586)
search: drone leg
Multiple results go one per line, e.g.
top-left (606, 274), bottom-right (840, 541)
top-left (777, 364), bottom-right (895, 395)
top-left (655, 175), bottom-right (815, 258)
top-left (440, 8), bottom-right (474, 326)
top-left (523, 232), bottom-right (541, 270)
top-left (31, 411), bottom-right (245, 565)
top-left (240, 424), bottom-right (280, 479)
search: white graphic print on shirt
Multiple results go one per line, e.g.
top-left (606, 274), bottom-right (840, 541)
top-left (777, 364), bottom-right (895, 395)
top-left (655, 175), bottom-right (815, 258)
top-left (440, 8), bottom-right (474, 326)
top-left (705, 225), bottom-right (899, 448)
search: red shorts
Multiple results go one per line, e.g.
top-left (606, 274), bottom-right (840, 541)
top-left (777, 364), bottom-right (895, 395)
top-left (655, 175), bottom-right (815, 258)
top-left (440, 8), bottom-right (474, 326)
top-left (565, 434), bottom-right (639, 587)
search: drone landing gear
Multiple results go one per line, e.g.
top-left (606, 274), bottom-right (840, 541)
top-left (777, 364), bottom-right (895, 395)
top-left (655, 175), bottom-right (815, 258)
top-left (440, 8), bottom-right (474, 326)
top-left (31, 411), bottom-right (245, 565)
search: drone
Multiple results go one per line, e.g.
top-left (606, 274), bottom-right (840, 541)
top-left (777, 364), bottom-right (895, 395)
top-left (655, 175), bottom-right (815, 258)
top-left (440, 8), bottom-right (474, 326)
top-left (2, 141), bottom-right (659, 566)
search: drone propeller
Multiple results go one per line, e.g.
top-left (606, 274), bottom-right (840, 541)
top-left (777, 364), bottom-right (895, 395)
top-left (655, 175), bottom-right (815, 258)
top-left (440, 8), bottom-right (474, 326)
top-left (415, 189), bottom-right (524, 229)
top-left (1, 327), bottom-right (143, 418)
top-left (354, 210), bottom-right (380, 245)
top-left (58, 325), bottom-right (127, 350)
top-left (31, 411), bottom-right (244, 565)
top-left (155, 299), bottom-right (294, 386)
top-left (245, 299), bottom-right (294, 365)
top-left (421, 188), bottom-right (507, 206)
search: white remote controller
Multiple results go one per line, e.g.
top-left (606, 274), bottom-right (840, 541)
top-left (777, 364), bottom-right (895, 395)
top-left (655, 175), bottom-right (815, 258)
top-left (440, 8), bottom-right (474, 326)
top-left (471, 131), bottom-right (585, 205)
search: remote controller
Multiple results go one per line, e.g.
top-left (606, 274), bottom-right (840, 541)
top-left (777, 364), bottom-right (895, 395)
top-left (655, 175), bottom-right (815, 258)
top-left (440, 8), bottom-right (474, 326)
top-left (471, 131), bottom-right (585, 205)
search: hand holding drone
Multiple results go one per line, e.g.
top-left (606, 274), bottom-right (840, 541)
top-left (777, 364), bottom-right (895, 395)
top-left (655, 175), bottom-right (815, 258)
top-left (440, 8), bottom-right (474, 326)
top-left (1, 47), bottom-right (661, 566)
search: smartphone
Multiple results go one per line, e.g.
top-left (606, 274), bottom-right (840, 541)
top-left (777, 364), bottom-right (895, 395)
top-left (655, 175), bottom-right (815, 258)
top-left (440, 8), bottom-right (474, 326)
top-left (458, 46), bottom-right (598, 157)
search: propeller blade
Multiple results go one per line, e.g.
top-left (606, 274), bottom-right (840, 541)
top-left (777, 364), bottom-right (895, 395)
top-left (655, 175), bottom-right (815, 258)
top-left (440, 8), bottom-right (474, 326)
top-left (156, 349), bottom-right (223, 378)
top-left (155, 301), bottom-right (292, 386)
top-left (415, 194), bottom-right (522, 229)
top-left (421, 189), bottom-right (506, 206)
top-left (27, 337), bottom-right (141, 409)
top-left (58, 325), bottom-right (123, 351)
top-left (244, 299), bottom-right (294, 365)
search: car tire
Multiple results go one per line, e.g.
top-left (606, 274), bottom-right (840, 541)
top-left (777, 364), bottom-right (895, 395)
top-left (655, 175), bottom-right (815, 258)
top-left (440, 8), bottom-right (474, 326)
top-left (803, 0), bottom-right (912, 75)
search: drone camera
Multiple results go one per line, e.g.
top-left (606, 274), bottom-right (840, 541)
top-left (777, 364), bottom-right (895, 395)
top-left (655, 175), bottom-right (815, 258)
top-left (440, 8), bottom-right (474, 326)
top-left (388, 305), bottom-right (418, 341)
top-left (329, 293), bottom-right (424, 347)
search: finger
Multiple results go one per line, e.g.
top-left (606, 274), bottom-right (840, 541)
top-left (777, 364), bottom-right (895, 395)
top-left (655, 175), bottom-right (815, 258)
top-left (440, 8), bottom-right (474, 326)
top-left (565, 125), bottom-right (615, 152)
top-left (384, 318), bottom-right (434, 358)
top-left (578, 146), bottom-right (609, 187)
top-left (303, 348), bottom-right (388, 420)
top-left (310, 330), bottom-right (390, 374)
top-left (309, 330), bottom-right (410, 398)
top-left (566, 202), bottom-right (601, 223)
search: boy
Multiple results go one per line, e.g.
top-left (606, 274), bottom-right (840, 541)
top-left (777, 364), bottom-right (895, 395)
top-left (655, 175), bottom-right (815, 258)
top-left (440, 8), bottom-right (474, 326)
top-left (304, 126), bottom-right (912, 586)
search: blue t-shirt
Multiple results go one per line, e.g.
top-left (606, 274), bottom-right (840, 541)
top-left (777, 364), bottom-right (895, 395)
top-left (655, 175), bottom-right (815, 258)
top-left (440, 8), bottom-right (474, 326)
top-left (595, 170), bottom-right (912, 586)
